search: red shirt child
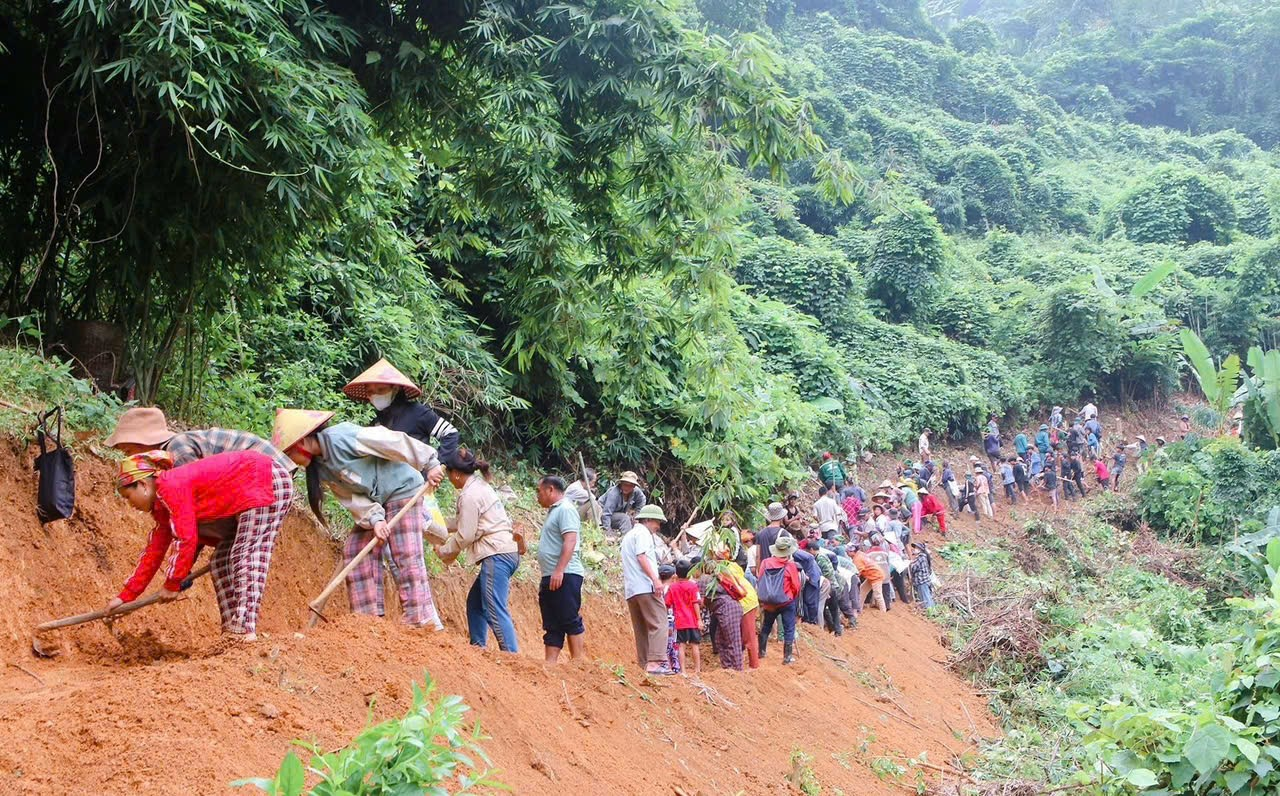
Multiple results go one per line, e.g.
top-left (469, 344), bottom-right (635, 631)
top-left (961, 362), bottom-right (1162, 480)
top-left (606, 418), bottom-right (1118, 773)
top-left (665, 577), bottom-right (702, 631)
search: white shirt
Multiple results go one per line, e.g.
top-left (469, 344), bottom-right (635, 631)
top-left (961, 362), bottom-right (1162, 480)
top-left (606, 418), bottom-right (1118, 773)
top-left (813, 495), bottom-right (842, 532)
top-left (918, 433), bottom-right (930, 455)
top-left (1082, 402), bottom-right (1098, 420)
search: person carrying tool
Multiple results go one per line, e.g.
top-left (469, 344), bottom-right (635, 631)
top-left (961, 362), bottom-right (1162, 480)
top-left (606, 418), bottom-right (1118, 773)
top-left (105, 449), bottom-right (293, 642)
top-left (273, 408), bottom-right (446, 630)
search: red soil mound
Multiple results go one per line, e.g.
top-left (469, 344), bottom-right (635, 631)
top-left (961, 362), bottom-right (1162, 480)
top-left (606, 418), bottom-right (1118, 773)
top-left (0, 443), bottom-right (995, 795)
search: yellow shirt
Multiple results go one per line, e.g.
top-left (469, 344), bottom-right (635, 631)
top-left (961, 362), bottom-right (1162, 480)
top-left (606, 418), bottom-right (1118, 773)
top-left (723, 561), bottom-right (759, 613)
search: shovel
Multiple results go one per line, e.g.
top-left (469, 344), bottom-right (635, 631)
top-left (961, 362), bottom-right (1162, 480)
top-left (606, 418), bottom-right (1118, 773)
top-left (306, 483), bottom-right (431, 628)
top-left (32, 565), bottom-right (212, 657)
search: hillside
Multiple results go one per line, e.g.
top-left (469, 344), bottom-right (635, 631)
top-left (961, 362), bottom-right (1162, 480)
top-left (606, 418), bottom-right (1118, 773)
top-left (0, 441), bottom-right (995, 795)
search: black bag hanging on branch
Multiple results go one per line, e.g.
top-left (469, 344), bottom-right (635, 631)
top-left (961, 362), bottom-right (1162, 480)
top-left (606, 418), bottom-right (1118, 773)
top-left (34, 407), bottom-right (75, 523)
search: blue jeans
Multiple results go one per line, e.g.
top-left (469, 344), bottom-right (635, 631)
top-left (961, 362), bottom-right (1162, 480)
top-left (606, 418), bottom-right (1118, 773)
top-left (761, 601), bottom-right (797, 643)
top-left (915, 580), bottom-right (935, 609)
top-left (467, 553), bottom-right (520, 652)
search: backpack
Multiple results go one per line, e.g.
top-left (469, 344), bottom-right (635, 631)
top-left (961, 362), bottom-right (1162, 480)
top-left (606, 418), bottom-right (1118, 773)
top-left (756, 559), bottom-right (796, 606)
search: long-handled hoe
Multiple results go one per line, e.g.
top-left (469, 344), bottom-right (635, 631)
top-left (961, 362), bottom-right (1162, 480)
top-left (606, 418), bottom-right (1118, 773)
top-left (31, 565), bottom-right (213, 657)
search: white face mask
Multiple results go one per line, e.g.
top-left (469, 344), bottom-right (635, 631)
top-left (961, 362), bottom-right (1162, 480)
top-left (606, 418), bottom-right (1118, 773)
top-left (369, 391), bottom-right (395, 411)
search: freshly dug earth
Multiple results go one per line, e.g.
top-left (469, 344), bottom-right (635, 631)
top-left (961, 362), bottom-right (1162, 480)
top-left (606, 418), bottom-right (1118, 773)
top-left (0, 442), bottom-right (995, 795)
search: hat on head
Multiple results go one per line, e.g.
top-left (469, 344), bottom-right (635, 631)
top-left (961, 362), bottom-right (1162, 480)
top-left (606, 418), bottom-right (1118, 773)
top-left (657, 564), bottom-right (677, 579)
top-left (635, 505), bottom-right (667, 523)
top-left (787, 491), bottom-right (800, 500)
top-left (1136, 435), bottom-right (1147, 442)
top-left (105, 407), bottom-right (175, 448)
top-left (766, 502), bottom-right (787, 522)
top-left (272, 408), bottom-right (335, 453)
top-left (1156, 436), bottom-right (1167, 444)
top-left (342, 358), bottom-right (422, 401)
top-left (872, 491), bottom-right (891, 502)
top-left (771, 533), bottom-right (798, 558)
top-left (1040, 423), bottom-right (1048, 430)
top-left (878, 479), bottom-right (894, 490)
top-left (916, 485), bottom-right (928, 494)
top-left (618, 471), bottom-right (641, 487)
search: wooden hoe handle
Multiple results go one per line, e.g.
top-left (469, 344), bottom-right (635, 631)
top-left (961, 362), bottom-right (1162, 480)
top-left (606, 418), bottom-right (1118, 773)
top-left (35, 564), bottom-right (213, 633)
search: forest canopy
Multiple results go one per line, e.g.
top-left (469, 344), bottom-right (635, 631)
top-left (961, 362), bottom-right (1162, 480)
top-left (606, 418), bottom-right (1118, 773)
top-left (2, 0), bottom-right (1278, 516)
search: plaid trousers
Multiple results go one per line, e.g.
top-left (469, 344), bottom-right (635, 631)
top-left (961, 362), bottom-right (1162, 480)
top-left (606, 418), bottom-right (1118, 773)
top-left (210, 462), bottom-right (293, 635)
top-left (711, 593), bottom-right (744, 671)
top-left (344, 495), bottom-right (441, 628)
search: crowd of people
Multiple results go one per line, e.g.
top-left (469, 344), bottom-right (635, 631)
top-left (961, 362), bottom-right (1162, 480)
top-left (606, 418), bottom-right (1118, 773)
top-left (96, 357), bottom-right (1152, 678)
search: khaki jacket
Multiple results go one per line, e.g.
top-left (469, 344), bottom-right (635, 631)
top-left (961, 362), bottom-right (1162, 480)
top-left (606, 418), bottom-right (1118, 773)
top-left (440, 473), bottom-right (518, 562)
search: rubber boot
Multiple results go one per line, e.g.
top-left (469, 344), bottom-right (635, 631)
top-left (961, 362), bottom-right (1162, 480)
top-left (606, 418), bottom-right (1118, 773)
top-left (783, 642), bottom-right (796, 665)
top-left (758, 632), bottom-right (768, 659)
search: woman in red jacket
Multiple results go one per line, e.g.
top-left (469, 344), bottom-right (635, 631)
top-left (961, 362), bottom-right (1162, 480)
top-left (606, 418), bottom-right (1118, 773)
top-left (916, 487), bottom-right (948, 536)
top-left (104, 449), bottom-right (293, 642)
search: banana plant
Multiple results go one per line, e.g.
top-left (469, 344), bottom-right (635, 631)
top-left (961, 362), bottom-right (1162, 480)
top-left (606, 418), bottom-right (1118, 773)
top-left (1179, 328), bottom-right (1241, 425)
top-left (1242, 346), bottom-right (1280, 447)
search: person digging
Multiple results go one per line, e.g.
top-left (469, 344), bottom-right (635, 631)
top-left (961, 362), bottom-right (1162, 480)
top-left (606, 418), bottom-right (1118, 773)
top-left (105, 449), bottom-right (293, 642)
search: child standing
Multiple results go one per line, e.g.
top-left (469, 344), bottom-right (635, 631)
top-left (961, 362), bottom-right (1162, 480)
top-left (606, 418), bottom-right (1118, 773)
top-left (664, 560), bottom-right (702, 675)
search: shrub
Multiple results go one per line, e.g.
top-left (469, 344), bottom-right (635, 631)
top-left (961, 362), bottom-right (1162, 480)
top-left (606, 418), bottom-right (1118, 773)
top-left (233, 678), bottom-right (501, 795)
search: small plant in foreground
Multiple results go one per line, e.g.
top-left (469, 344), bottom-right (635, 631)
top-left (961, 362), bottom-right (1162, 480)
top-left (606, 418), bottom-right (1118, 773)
top-left (233, 676), bottom-right (503, 795)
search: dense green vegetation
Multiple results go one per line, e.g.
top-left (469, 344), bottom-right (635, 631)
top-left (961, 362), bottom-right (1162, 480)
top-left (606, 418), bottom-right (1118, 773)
top-left (3, 0), bottom-right (1279, 519)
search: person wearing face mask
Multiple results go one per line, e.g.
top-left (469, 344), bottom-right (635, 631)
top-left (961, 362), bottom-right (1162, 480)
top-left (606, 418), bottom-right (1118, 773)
top-left (342, 358), bottom-right (460, 477)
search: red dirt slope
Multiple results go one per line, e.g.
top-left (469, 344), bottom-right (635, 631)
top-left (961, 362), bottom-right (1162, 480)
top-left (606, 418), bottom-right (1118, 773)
top-left (0, 442), bottom-right (995, 795)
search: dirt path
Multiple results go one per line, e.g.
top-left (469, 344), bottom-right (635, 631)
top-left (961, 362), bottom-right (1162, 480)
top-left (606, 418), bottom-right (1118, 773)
top-left (0, 441), bottom-right (998, 794)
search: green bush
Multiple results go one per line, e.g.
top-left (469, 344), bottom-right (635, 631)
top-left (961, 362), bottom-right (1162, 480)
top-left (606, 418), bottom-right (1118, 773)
top-left (233, 678), bottom-right (501, 795)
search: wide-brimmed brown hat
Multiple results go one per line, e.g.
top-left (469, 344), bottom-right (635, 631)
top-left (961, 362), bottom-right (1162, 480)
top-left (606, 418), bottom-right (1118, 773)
top-left (342, 358), bottom-right (422, 401)
top-left (105, 407), bottom-right (175, 448)
top-left (272, 408), bottom-right (335, 453)
top-left (618, 471), bottom-right (641, 486)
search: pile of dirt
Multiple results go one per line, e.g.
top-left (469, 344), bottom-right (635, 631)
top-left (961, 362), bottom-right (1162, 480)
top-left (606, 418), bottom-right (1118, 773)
top-left (0, 441), bottom-right (996, 794)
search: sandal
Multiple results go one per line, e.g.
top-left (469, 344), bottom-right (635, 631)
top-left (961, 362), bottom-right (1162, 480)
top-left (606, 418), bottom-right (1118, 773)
top-left (645, 665), bottom-right (677, 677)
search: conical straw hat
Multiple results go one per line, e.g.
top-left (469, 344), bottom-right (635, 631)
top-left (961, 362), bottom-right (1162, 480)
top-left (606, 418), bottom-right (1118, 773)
top-left (272, 408), bottom-right (334, 453)
top-left (342, 358), bottom-right (421, 401)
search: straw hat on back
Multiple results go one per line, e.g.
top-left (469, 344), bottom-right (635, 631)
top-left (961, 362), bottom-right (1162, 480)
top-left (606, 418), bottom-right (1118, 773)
top-left (272, 408), bottom-right (335, 453)
top-left (342, 358), bottom-right (422, 401)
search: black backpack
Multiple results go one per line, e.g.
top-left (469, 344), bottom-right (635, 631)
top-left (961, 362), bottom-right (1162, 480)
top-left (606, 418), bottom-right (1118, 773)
top-left (34, 407), bottom-right (75, 523)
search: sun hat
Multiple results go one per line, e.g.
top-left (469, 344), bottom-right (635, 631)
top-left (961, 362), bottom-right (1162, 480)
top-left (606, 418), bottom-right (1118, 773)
top-left (635, 505), bottom-right (667, 523)
top-left (872, 491), bottom-right (891, 502)
top-left (916, 485), bottom-right (928, 494)
top-left (271, 408), bottom-right (335, 453)
top-left (771, 533), bottom-right (798, 558)
top-left (105, 407), bottom-right (175, 448)
top-left (1136, 435), bottom-right (1147, 442)
top-left (878, 479), bottom-right (894, 490)
top-left (787, 491), bottom-right (800, 500)
top-left (766, 502), bottom-right (787, 522)
top-left (342, 358), bottom-right (422, 401)
top-left (618, 471), bottom-right (641, 487)
top-left (1156, 436), bottom-right (1167, 444)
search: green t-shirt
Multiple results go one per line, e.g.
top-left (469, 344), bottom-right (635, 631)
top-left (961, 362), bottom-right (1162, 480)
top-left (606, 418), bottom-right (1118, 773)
top-left (537, 498), bottom-right (585, 578)
top-left (819, 460), bottom-right (847, 487)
